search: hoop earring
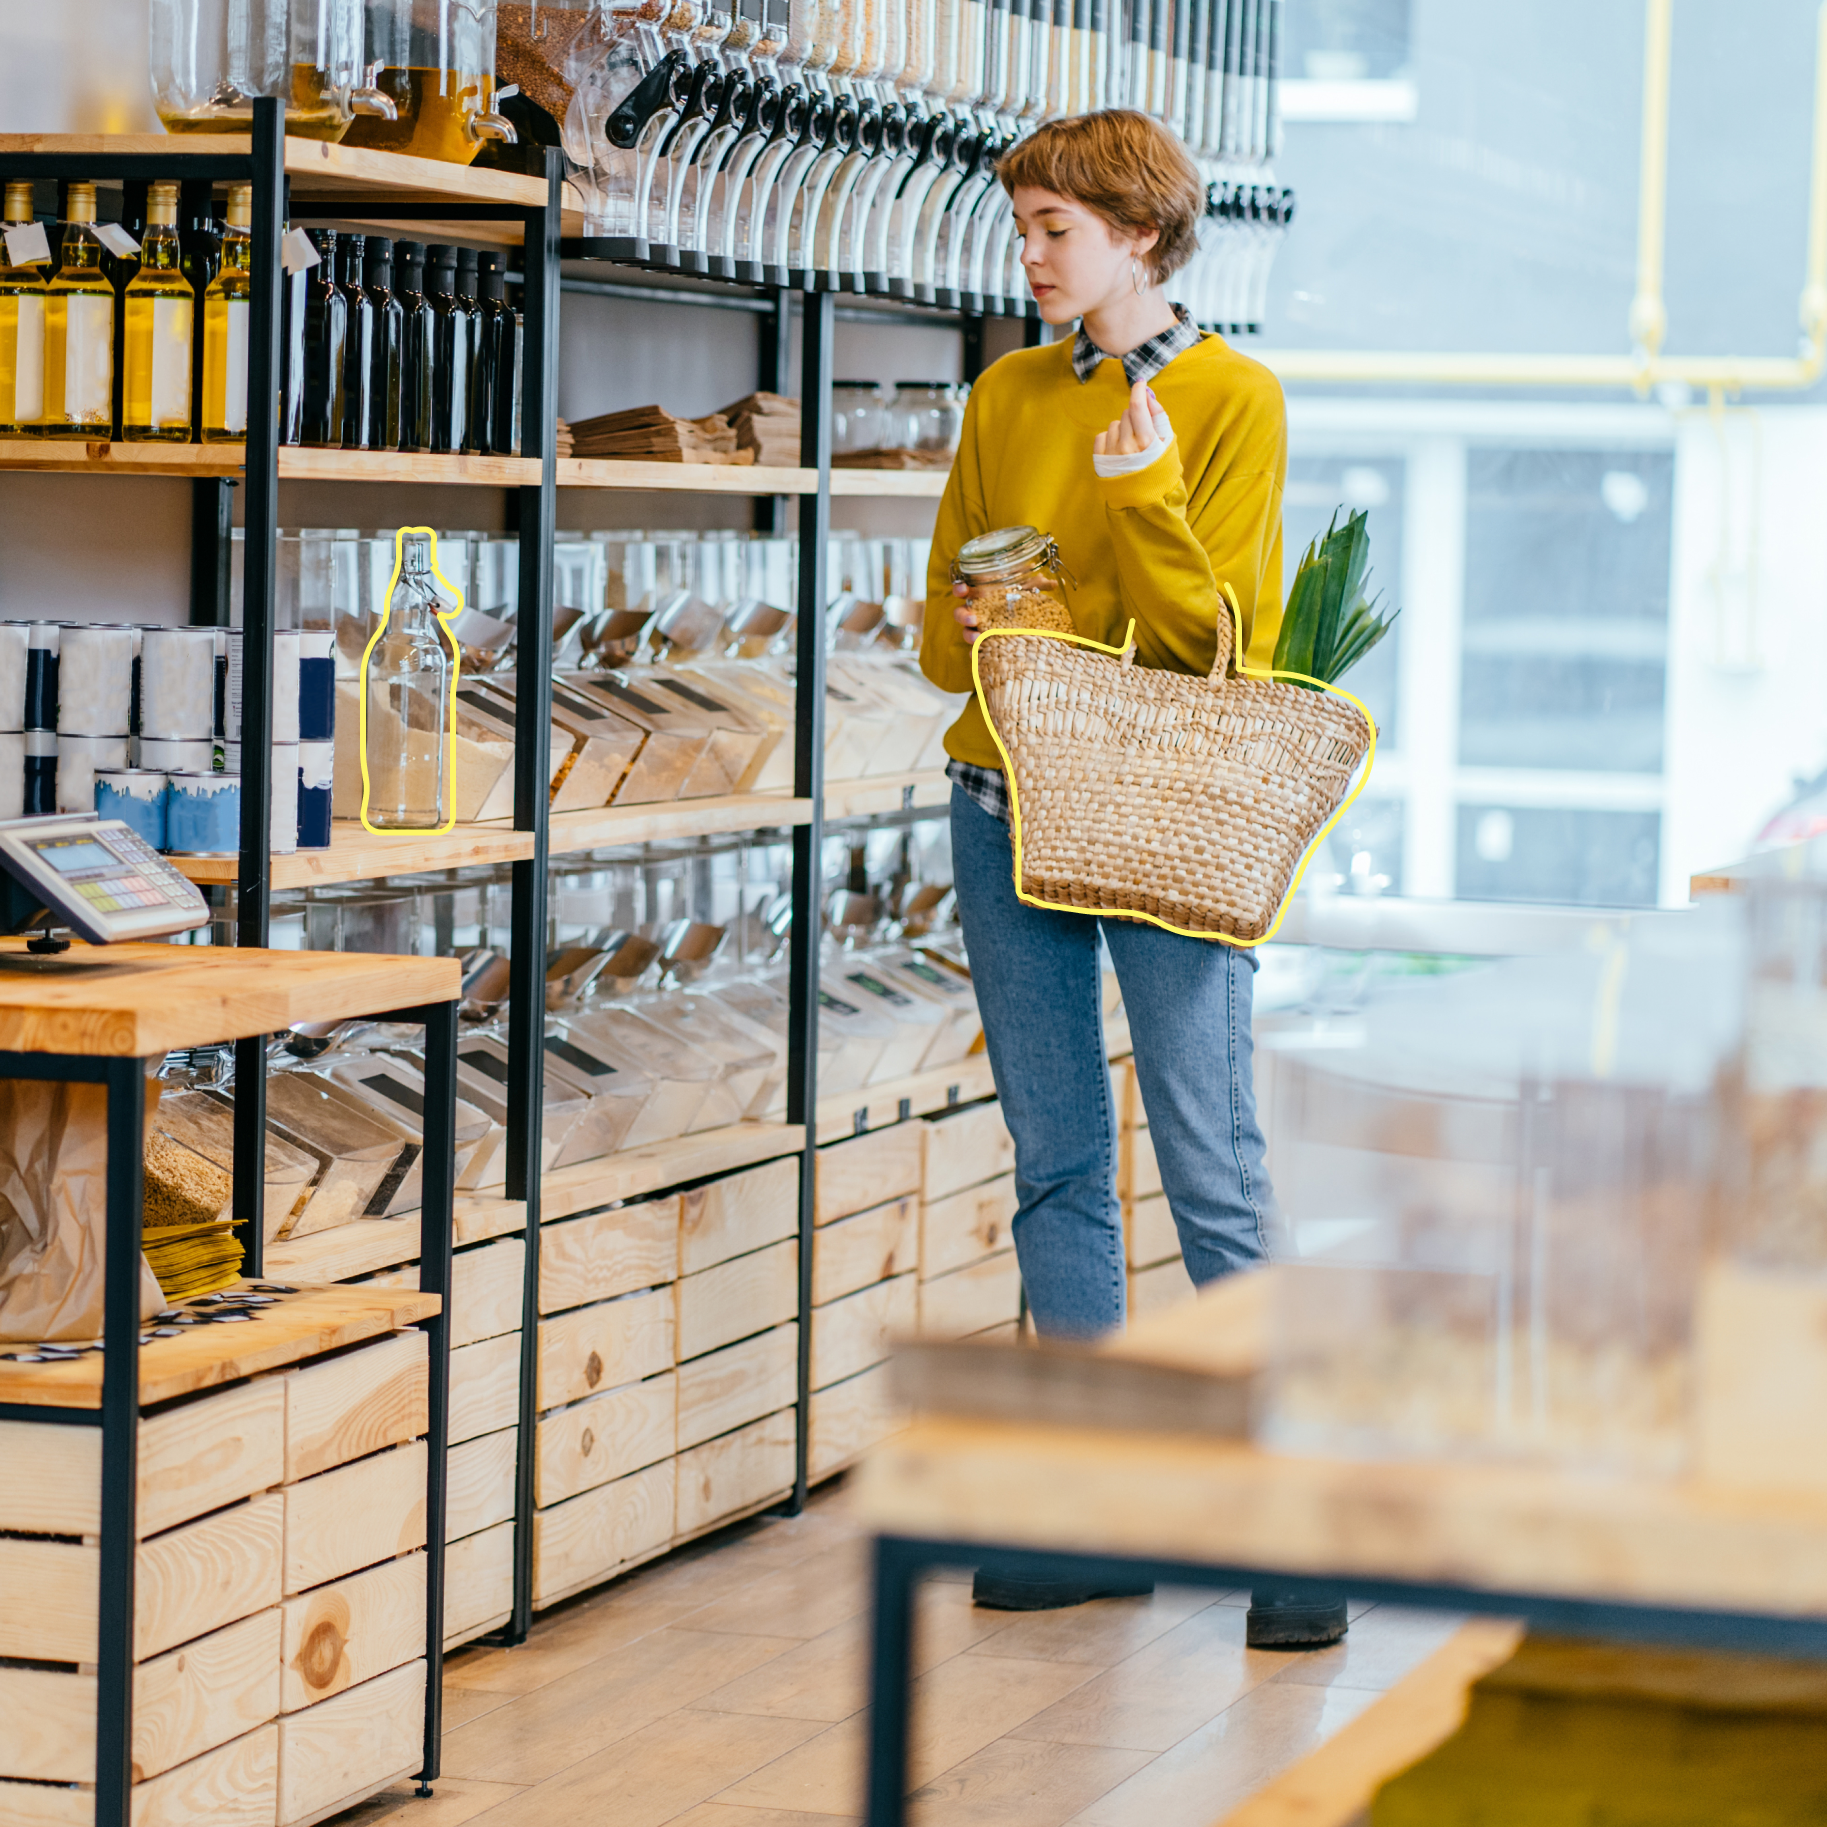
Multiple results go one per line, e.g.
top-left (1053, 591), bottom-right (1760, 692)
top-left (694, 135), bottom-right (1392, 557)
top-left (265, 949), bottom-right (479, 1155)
top-left (1131, 258), bottom-right (1144, 296)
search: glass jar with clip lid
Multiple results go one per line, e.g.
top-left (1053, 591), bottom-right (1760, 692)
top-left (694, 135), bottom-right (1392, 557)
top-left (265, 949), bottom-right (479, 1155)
top-left (951, 524), bottom-right (1075, 634)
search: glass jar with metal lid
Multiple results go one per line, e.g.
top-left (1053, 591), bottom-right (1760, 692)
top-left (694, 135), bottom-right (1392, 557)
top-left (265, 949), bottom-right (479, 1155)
top-left (951, 525), bottom-right (1074, 634)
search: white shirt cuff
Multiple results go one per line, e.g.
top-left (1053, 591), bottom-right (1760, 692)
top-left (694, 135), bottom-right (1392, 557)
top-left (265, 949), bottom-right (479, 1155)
top-left (1092, 407), bottom-right (1176, 478)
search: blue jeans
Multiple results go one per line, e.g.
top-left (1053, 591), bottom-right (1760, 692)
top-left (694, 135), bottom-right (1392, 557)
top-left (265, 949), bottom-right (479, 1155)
top-left (950, 787), bottom-right (1273, 1340)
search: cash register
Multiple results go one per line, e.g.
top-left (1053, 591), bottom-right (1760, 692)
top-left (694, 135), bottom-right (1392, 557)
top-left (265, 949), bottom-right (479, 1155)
top-left (0, 814), bottom-right (209, 953)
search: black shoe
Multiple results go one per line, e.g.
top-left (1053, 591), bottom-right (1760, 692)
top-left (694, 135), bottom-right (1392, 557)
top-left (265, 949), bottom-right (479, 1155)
top-left (972, 1570), bottom-right (1156, 1611)
top-left (1246, 1587), bottom-right (1349, 1648)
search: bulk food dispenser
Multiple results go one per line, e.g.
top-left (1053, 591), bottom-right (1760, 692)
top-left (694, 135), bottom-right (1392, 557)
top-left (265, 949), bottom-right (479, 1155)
top-left (341, 0), bottom-right (519, 163)
top-left (150, 0), bottom-right (396, 139)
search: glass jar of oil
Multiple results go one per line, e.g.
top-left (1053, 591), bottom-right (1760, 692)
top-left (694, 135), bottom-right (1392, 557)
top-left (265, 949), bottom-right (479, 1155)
top-left (150, 0), bottom-right (367, 140)
top-left (341, 0), bottom-right (520, 165)
top-left (0, 183), bottom-right (47, 439)
top-left (123, 182), bottom-right (193, 443)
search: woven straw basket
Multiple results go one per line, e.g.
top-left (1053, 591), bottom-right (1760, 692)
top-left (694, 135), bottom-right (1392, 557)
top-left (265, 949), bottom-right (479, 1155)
top-left (972, 596), bottom-right (1373, 944)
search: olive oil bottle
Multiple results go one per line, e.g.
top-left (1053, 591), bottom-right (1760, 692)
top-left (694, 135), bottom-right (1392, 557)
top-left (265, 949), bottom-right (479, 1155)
top-left (300, 227), bottom-right (348, 447)
top-left (340, 234), bottom-right (375, 450)
top-left (40, 182), bottom-right (115, 439)
top-left (123, 181), bottom-right (193, 442)
top-left (365, 236), bottom-right (404, 452)
top-left (201, 184), bottom-right (251, 441)
top-left (396, 240), bottom-right (435, 454)
top-left (0, 182), bottom-right (47, 437)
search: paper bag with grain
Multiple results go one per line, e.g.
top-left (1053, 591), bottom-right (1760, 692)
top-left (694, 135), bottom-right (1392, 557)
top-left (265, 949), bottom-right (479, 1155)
top-left (0, 1078), bottom-right (162, 1341)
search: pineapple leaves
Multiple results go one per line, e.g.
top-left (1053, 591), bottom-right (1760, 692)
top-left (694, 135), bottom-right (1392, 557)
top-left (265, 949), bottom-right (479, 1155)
top-left (1271, 507), bottom-right (1399, 690)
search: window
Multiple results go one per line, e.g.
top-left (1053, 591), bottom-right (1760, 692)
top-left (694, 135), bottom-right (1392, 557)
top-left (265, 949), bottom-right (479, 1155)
top-left (1280, 0), bottom-right (1416, 121)
top-left (1455, 805), bottom-right (1660, 907)
top-left (1459, 449), bottom-right (1672, 775)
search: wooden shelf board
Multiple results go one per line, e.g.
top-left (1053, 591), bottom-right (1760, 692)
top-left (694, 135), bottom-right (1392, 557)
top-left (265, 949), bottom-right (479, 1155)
top-left (856, 1411), bottom-right (1827, 1624)
top-left (541, 1120), bottom-right (805, 1221)
top-left (548, 792), bottom-right (813, 856)
top-left (0, 941), bottom-right (457, 1055)
top-left (263, 1195), bottom-right (521, 1285)
top-left (170, 821), bottom-right (537, 888)
top-left (0, 1281), bottom-right (438, 1409)
top-left (0, 443), bottom-right (540, 486)
top-left (823, 770), bottom-right (952, 819)
top-left (557, 458), bottom-right (817, 495)
top-left (1214, 1620), bottom-right (1526, 1827)
top-left (829, 469), bottom-right (950, 498)
top-left (0, 133), bottom-right (579, 213)
top-left (817, 1054), bottom-right (997, 1137)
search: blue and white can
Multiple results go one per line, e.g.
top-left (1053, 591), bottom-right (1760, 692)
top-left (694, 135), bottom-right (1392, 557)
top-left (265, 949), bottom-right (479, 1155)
top-left (138, 735), bottom-right (213, 772)
top-left (167, 770), bottom-right (240, 855)
top-left (95, 769), bottom-right (168, 850)
top-left (0, 732), bottom-right (23, 820)
top-left (24, 625), bottom-right (58, 732)
top-left (22, 731), bottom-right (54, 815)
top-left (272, 630), bottom-right (302, 745)
top-left (299, 628), bottom-right (335, 742)
top-left (271, 741), bottom-right (298, 855)
top-left (56, 624), bottom-right (134, 737)
top-left (298, 740), bottom-right (333, 849)
top-left (0, 624), bottom-right (29, 734)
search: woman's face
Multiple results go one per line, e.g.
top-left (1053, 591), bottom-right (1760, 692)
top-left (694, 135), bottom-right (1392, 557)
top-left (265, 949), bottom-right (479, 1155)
top-left (1011, 185), bottom-right (1157, 325)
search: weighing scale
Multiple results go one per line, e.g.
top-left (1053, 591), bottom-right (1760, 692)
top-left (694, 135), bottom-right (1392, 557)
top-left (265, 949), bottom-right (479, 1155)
top-left (0, 814), bottom-right (209, 951)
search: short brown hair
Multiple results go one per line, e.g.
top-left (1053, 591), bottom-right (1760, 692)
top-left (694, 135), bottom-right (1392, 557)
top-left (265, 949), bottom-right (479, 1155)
top-left (998, 111), bottom-right (1205, 284)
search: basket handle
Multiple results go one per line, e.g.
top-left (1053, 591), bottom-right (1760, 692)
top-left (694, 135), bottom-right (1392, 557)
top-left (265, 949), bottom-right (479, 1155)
top-left (1114, 584), bottom-right (1239, 679)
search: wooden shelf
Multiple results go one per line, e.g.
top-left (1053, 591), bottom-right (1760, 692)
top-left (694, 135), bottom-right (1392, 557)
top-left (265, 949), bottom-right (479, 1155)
top-left (0, 942), bottom-right (456, 1055)
top-left (817, 1054), bottom-right (997, 1137)
top-left (171, 820), bottom-right (537, 888)
top-left (549, 791), bottom-right (813, 857)
top-left (0, 442), bottom-right (541, 485)
top-left (263, 1195), bottom-right (525, 1284)
top-left (557, 458), bottom-right (817, 495)
top-left (829, 469), bottom-right (949, 498)
top-left (0, 1281), bottom-right (438, 1409)
top-left (824, 770), bottom-right (951, 819)
top-left (541, 1120), bottom-right (804, 1221)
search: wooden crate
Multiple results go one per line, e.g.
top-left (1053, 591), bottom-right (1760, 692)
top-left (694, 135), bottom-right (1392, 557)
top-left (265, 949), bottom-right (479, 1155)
top-left (535, 1371), bottom-right (676, 1508)
top-left (280, 1553), bottom-right (424, 1713)
top-left (816, 1123), bottom-right (923, 1224)
top-left (809, 1362), bottom-right (903, 1482)
top-left (919, 1254), bottom-right (1023, 1341)
top-left (677, 1323), bottom-right (799, 1452)
top-left (444, 1521), bottom-right (514, 1648)
top-left (0, 1607), bottom-right (280, 1785)
top-left (276, 1657), bottom-right (424, 1827)
top-left (0, 1379), bottom-right (287, 1547)
top-left (451, 1236), bottom-right (526, 1347)
top-left (449, 1330), bottom-right (523, 1442)
top-left (281, 1442), bottom-right (427, 1596)
top-left (1128, 1258), bottom-right (1191, 1320)
top-left (676, 1409), bottom-right (795, 1536)
top-left (540, 1195), bottom-right (678, 1314)
top-left (281, 1330), bottom-right (427, 1482)
top-left (0, 1722), bottom-right (283, 1827)
top-left (810, 1273), bottom-right (917, 1390)
top-left (675, 1238), bottom-right (798, 1361)
top-left (811, 1196), bottom-right (918, 1305)
top-left (446, 1426), bottom-right (518, 1543)
top-left (680, 1156), bottom-right (798, 1274)
top-left (920, 1175), bottom-right (1017, 1281)
top-left (537, 1286), bottom-right (674, 1409)
top-left (921, 1100), bottom-right (1016, 1206)
top-left (1126, 1191), bottom-right (1179, 1271)
top-left (533, 1458), bottom-right (676, 1610)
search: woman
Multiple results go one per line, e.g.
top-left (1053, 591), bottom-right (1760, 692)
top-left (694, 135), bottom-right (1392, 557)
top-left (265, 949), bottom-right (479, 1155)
top-left (920, 110), bottom-right (1345, 1646)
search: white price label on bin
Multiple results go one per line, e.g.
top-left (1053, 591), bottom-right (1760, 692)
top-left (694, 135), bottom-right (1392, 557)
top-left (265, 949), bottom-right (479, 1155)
top-left (3, 221), bottom-right (50, 266)
top-left (281, 228), bottom-right (322, 274)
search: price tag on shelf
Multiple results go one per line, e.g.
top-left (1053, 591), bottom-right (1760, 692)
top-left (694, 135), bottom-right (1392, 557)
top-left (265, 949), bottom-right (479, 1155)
top-left (3, 221), bottom-right (50, 266)
top-left (93, 222), bottom-right (141, 258)
top-left (281, 227), bottom-right (321, 274)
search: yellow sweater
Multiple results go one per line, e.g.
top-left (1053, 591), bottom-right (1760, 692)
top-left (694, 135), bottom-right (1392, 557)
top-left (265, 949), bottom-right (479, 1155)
top-left (920, 332), bottom-right (1288, 770)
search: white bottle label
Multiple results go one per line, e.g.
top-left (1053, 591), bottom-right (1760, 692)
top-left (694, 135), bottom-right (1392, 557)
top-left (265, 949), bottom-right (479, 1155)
top-left (222, 297), bottom-right (248, 434)
top-left (64, 293), bottom-right (112, 422)
top-left (10, 293), bottom-right (44, 422)
top-left (150, 295), bottom-right (192, 427)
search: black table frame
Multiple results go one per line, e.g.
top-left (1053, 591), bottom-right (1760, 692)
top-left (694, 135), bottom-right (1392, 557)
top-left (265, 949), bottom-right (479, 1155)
top-left (862, 1531), bottom-right (1827, 1827)
top-left (0, 994), bottom-right (458, 1827)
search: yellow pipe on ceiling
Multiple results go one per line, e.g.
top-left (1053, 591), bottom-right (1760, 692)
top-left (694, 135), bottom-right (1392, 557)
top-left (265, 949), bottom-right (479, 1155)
top-left (1257, 0), bottom-right (1827, 395)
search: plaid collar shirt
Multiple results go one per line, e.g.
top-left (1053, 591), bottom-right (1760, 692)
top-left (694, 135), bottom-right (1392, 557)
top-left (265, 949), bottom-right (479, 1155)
top-left (947, 304), bottom-right (1205, 824)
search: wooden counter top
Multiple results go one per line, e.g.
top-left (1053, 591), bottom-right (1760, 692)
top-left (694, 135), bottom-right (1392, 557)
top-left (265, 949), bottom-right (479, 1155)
top-left (0, 942), bottom-right (458, 1056)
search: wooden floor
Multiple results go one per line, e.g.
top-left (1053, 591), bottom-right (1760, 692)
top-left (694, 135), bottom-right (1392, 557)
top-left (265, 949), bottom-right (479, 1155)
top-left (329, 1480), bottom-right (1465, 1827)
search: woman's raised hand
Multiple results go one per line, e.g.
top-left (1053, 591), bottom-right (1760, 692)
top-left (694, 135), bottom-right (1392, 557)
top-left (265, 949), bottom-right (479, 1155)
top-left (1092, 379), bottom-right (1158, 459)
